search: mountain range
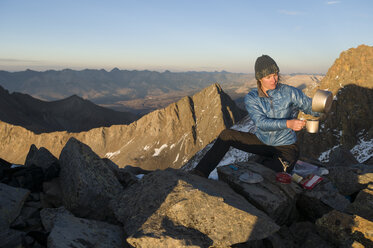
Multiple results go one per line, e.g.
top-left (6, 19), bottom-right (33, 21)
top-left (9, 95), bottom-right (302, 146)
top-left (0, 85), bottom-right (138, 133)
top-left (0, 69), bottom-right (253, 114)
top-left (0, 69), bottom-right (322, 115)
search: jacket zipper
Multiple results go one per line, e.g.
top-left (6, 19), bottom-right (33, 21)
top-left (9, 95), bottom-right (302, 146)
top-left (269, 97), bottom-right (275, 116)
top-left (269, 97), bottom-right (275, 144)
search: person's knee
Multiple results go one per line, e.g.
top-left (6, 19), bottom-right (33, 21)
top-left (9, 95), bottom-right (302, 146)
top-left (218, 129), bottom-right (233, 141)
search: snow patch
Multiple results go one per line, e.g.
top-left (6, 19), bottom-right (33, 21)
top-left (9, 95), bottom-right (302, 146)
top-left (136, 174), bottom-right (144, 180)
top-left (350, 137), bottom-right (373, 163)
top-left (173, 153), bottom-right (179, 163)
top-left (106, 150), bottom-right (120, 159)
top-left (231, 116), bottom-right (256, 133)
top-left (170, 144), bottom-right (175, 149)
top-left (119, 137), bottom-right (135, 151)
top-left (209, 148), bottom-right (253, 180)
top-left (143, 145), bottom-right (150, 151)
top-left (318, 145), bottom-right (340, 163)
top-left (152, 144), bottom-right (168, 156)
top-left (11, 164), bottom-right (23, 168)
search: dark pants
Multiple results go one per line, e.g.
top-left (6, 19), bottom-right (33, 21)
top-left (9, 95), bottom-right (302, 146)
top-left (194, 129), bottom-right (299, 177)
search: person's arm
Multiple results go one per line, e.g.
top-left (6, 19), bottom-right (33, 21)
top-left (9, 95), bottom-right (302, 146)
top-left (290, 87), bottom-right (321, 116)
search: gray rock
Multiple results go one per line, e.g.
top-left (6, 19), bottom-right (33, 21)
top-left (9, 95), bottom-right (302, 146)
top-left (316, 210), bottom-right (373, 247)
top-left (0, 183), bottom-right (30, 228)
top-left (232, 226), bottom-right (297, 248)
top-left (40, 207), bottom-right (73, 232)
top-left (329, 163), bottom-right (373, 189)
top-left (0, 228), bottom-right (25, 248)
top-left (114, 168), bottom-right (279, 247)
top-left (48, 210), bottom-right (125, 248)
top-left (327, 166), bottom-right (368, 195)
top-left (25, 144), bottom-right (57, 169)
top-left (102, 158), bottom-right (139, 187)
top-left (59, 137), bottom-right (124, 223)
top-left (302, 180), bottom-right (350, 211)
top-left (25, 144), bottom-right (60, 181)
top-left (42, 177), bottom-right (63, 208)
top-left (328, 147), bottom-right (358, 166)
top-left (297, 180), bottom-right (350, 221)
top-left (217, 162), bottom-right (302, 225)
top-left (347, 185), bottom-right (373, 222)
top-left (11, 205), bottom-right (41, 230)
top-left (289, 222), bottom-right (332, 248)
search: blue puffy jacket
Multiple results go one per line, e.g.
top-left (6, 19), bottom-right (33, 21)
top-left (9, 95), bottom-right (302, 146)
top-left (244, 83), bottom-right (319, 146)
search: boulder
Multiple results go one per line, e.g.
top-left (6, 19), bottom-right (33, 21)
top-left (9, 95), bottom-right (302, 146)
top-left (10, 205), bottom-right (42, 231)
top-left (289, 222), bottom-right (332, 248)
top-left (47, 209), bottom-right (125, 248)
top-left (40, 207), bottom-right (72, 232)
top-left (0, 157), bottom-right (12, 167)
top-left (102, 158), bottom-right (140, 188)
top-left (347, 184), bottom-right (373, 222)
top-left (0, 183), bottom-right (30, 228)
top-left (217, 162), bottom-right (302, 225)
top-left (25, 144), bottom-right (60, 181)
top-left (58, 137), bottom-right (124, 223)
top-left (233, 226), bottom-right (298, 248)
top-left (328, 147), bottom-right (358, 166)
top-left (316, 210), bottom-right (373, 248)
top-left (114, 168), bottom-right (280, 247)
top-left (41, 178), bottom-right (63, 208)
top-left (0, 157), bottom-right (12, 181)
top-left (327, 164), bottom-right (373, 196)
top-left (297, 180), bottom-right (350, 221)
top-left (0, 228), bottom-right (25, 248)
top-left (3, 165), bottom-right (44, 192)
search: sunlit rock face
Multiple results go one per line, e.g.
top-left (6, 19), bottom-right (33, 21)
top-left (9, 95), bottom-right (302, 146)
top-left (297, 45), bottom-right (373, 163)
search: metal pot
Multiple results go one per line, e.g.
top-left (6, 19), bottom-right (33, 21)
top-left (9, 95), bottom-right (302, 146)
top-left (312, 90), bottom-right (333, 113)
top-left (306, 119), bottom-right (319, 133)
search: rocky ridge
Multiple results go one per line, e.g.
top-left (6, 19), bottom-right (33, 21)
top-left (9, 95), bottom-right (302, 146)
top-left (0, 83), bottom-right (245, 170)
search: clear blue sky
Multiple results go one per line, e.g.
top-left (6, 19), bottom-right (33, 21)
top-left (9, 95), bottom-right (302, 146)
top-left (1, 0), bottom-right (372, 73)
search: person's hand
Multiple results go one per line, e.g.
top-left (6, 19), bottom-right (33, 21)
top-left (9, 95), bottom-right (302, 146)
top-left (286, 119), bottom-right (306, 131)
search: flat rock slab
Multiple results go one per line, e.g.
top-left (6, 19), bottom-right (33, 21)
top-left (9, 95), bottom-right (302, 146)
top-left (302, 180), bottom-right (350, 212)
top-left (48, 211), bottom-right (125, 248)
top-left (217, 162), bottom-right (302, 225)
top-left (0, 182), bottom-right (30, 228)
top-left (114, 168), bottom-right (279, 247)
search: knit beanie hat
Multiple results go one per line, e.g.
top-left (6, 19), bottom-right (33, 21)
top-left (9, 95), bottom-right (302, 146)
top-left (255, 55), bottom-right (280, 80)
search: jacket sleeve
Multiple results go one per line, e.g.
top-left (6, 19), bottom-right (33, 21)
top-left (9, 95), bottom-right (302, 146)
top-left (244, 93), bottom-right (288, 131)
top-left (290, 87), bottom-right (321, 117)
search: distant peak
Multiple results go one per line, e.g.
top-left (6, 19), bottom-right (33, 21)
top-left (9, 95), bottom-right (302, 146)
top-left (67, 94), bottom-right (83, 100)
top-left (110, 67), bottom-right (120, 72)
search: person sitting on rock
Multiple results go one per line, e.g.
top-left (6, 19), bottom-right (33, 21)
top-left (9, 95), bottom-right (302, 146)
top-left (192, 55), bottom-right (320, 178)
